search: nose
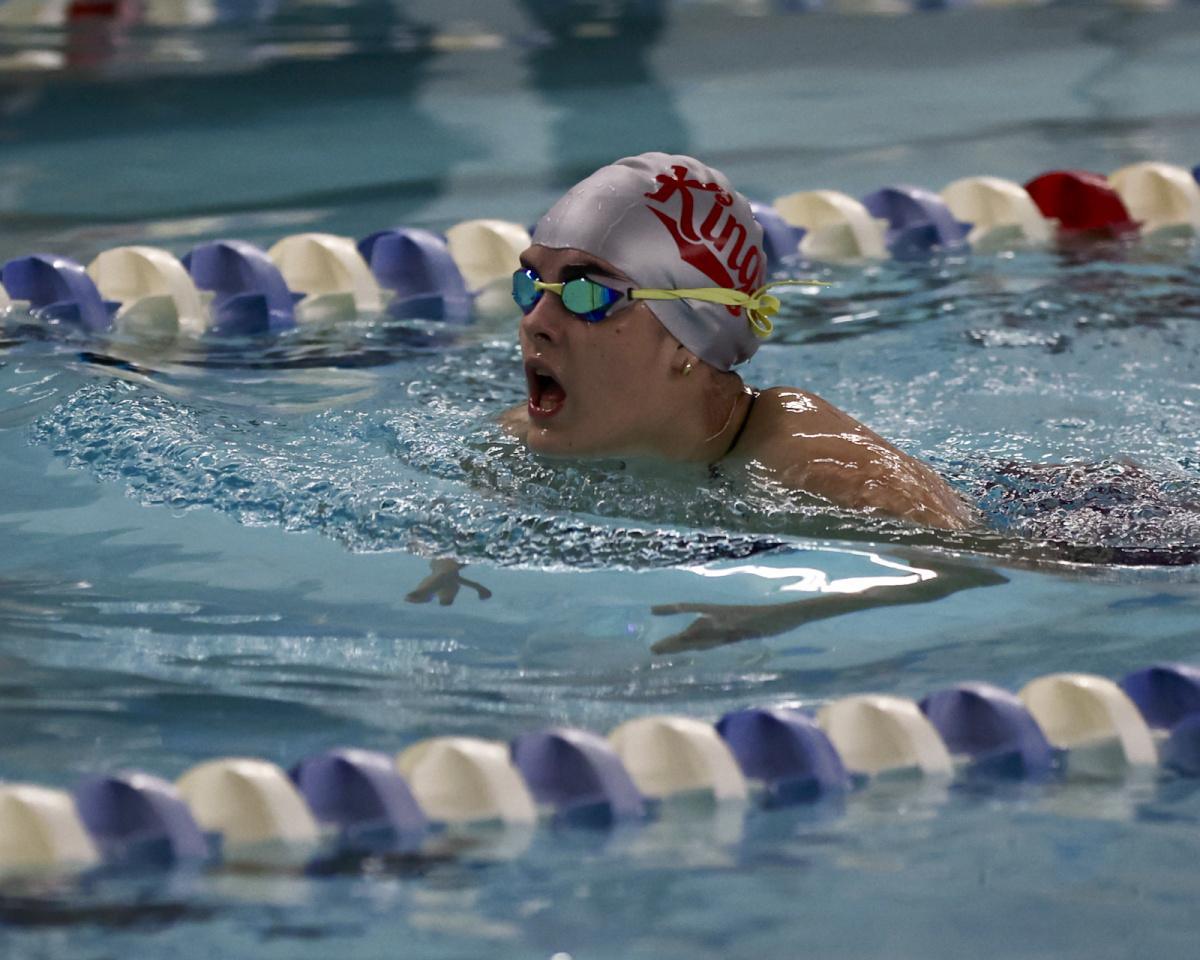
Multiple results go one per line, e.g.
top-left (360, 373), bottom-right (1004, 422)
top-left (518, 290), bottom-right (568, 346)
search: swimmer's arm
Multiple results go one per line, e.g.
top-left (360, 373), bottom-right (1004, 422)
top-left (782, 453), bottom-right (978, 531)
top-left (746, 391), bottom-right (977, 531)
top-left (651, 556), bottom-right (1006, 653)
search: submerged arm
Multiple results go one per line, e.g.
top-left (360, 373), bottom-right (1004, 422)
top-left (650, 556), bottom-right (1006, 653)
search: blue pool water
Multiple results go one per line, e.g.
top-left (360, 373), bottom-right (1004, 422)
top-left (2, 2), bottom-right (1200, 957)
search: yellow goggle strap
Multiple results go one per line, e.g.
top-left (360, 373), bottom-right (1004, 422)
top-left (631, 278), bottom-right (829, 340)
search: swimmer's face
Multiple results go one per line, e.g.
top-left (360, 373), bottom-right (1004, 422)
top-left (518, 244), bottom-right (685, 458)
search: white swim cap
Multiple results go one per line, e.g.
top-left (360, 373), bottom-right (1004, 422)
top-left (533, 152), bottom-right (767, 371)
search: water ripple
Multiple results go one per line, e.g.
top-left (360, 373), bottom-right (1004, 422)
top-left (14, 252), bottom-right (1200, 572)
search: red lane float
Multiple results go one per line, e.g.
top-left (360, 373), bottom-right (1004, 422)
top-left (1024, 170), bottom-right (1138, 236)
top-left (2, 162), bottom-right (1198, 342)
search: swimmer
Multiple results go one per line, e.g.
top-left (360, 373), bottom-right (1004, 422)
top-left (501, 152), bottom-right (977, 531)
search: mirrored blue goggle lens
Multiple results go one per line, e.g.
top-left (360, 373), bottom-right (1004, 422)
top-left (561, 278), bottom-right (622, 319)
top-left (512, 269), bottom-right (540, 312)
top-left (512, 270), bottom-right (624, 321)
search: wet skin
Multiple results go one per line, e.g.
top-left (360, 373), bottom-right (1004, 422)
top-left (506, 246), bottom-right (705, 461)
top-left (650, 554), bottom-right (1007, 653)
top-left (503, 244), bottom-right (978, 532)
top-left (727, 388), bottom-right (979, 531)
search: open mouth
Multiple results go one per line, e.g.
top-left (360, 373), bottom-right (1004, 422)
top-left (525, 363), bottom-right (567, 420)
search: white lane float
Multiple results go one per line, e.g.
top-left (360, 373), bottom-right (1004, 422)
top-left (608, 715), bottom-right (748, 803)
top-left (87, 245), bottom-right (208, 338)
top-left (1018, 673), bottom-right (1157, 777)
top-left (446, 218), bottom-right (531, 316)
top-left (1109, 162), bottom-right (1200, 236)
top-left (817, 694), bottom-right (953, 777)
top-left (771, 190), bottom-right (888, 261)
top-left (395, 736), bottom-right (537, 825)
top-left (0, 784), bottom-right (100, 874)
top-left (175, 758), bottom-right (320, 866)
top-left (940, 176), bottom-right (1053, 251)
top-left (0, 659), bottom-right (1197, 876)
top-left (267, 232), bottom-right (384, 322)
top-left (445, 219), bottom-right (530, 292)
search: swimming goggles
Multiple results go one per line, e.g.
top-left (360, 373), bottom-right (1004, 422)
top-left (512, 268), bottom-right (827, 338)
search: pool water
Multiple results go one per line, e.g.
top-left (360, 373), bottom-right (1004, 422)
top-left (1, 2), bottom-right (1200, 958)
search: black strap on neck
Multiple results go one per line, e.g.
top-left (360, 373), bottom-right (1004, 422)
top-left (721, 389), bottom-right (759, 460)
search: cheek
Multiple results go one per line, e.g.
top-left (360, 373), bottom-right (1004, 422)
top-left (579, 331), bottom-right (664, 402)
top-left (598, 310), bottom-right (670, 371)
top-left (576, 342), bottom-right (672, 447)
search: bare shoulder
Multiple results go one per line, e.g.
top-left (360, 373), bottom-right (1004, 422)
top-left (739, 388), bottom-right (889, 464)
top-left (750, 388), bottom-right (878, 441)
top-left (735, 387), bottom-right (979, 531)
top-left (497, 403), bottom-right (530, 441)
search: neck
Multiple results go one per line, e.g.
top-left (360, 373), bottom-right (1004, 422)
top-left (656, 370), bottom-right (752, 464)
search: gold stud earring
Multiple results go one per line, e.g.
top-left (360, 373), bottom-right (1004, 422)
top-left (682, 362), bottom-right (694, 377)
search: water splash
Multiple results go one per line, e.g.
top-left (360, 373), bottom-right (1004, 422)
top-left (11, 251), bottom-right (1200, 573)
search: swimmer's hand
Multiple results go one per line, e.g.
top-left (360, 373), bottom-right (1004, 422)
top-left (405, 559), bottom-right (492, 606)
top-left (650, 600), bottom-right (814, 653)
top-left (650, 559), bottom-right (1007, 654)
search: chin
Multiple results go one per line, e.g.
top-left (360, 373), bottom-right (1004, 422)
top-left (526, 423), bottom-right (622, 460)
top-left (533, 433), bottom-right (643, 464)
top-left (524, 425), bottom-right (575, 457)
